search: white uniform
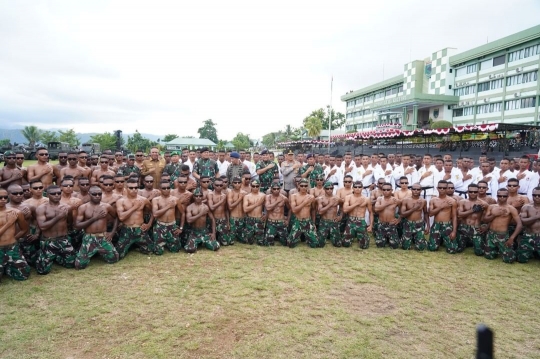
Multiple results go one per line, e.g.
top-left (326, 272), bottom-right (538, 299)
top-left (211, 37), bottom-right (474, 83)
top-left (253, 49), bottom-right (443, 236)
top-left (516, 170), bottom-right (535, 201)
top-left (243, 160), bottom-right (258, 180)
top-left (352, 165), bottom-right (374, 197)
top-left (497, 169), bottom-right (514, 190)
top-left (433, 168), bottom-right (445, 196)
top-left (455, 169), bottom-right (473, 198)
top-left (217, 160), bottom-right (230, 177)
top-left (325, 165), bottom-right (343, 194)
top-left (392, 165), bottom-right (419, 188)
top-left (374, 164), bottom-right (394, 188)
top-left (473, 171), bottom-right (499, 199)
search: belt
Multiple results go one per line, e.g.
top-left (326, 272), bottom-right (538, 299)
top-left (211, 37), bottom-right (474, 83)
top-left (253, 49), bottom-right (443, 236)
top-left (41, 235), bottom-right (69, 241)
top-left (455, 190), bottom-right (468, 199)
top-left (518, 192), bottom-right (527, 195)
top-left (421, 186), bottom-right (433, 199)
top-left (86, 232), bottom-right (107, 237)
top-left (125, 224), bottom-right (141, 228)
top-left (332, 182), bottom-right (339, 185)
top-left (486, 193), bottom-right (492, 196)
top-left (0, 242), bottom-right (17, 249)
top-left (349, 216), bottom-right (365, 221)
top-left (267, 219), bottom-right (285, 223)
top-left (157, 220), bottom-right (176, 226)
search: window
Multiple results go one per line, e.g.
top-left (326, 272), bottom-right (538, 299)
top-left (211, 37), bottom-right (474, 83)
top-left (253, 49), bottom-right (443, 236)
top-left (506, 71), bottom-right (538, 86)
top-left (365, 94), bottom-right (373, 102)
top-left (374, 91), bottom-right (384, 99)
top-left (493, 55), bottom-right (505, 67)
top-left (463, 107), bottom-right (475, 116)
top-left (508, 44), bottom-right (540, 62)
top-left (466, 64), bottom-right (478, 74)
top-left (397, 85), bottom-right (403, 93)
top-left (453, 108), bottom-right (464, 117)
top-left (476, 102), bottom-right (502, 114)
top-left (477, 82), bottom-right (490, 92)
top-left (454, 85), bottom-right (476, 96)
top-left (521, 97), bottom-right (536, 108)
top-left (490, 79), bottom-right (503, 90)
top-left (391, 87), bottom-right (398, 95)
top-left (385, 88), bottom-right (392, 96)
top-left (505, 97), bottom-right (536, 111)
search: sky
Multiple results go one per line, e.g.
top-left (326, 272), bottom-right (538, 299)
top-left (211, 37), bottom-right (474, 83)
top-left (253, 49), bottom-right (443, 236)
top-left (0, 0), bottom-right (539, 141)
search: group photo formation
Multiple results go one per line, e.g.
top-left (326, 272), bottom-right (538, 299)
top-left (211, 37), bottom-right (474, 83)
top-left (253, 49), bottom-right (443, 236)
top-left (1, 145), bottom-right (540, 282)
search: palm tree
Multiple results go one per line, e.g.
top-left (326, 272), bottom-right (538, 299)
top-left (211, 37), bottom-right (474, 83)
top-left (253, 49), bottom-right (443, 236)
top-left (304, 116), bottom-right (323, 138)
top-left (283, 125), bottom-right (293, 141)
top-left (21, 126), bottom-right (41, 147)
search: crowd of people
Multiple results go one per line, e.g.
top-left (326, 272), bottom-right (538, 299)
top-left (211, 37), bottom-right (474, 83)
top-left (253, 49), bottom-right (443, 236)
top-left (1, 146), bottom-right (540, 283)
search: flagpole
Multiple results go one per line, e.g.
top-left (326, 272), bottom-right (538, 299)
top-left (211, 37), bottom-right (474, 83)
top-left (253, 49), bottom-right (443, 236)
top-left (328, 76), bottom-right (333, 154)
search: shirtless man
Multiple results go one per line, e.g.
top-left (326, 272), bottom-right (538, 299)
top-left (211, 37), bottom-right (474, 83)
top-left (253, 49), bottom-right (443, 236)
top-left (208, 178), bottom-right (233, 246)
top-left (316, 181), bottom-right (341, 247)
top-left (91, 156), bottom-right (115, 186)
top-left (21, 184), bottom-right (32, 200)
top-left (73, 177), bottom-right (91, 204)
top-left (456, 184), bottom-right (489, 256)
top-left (115, 179), bottom-right (154, 259)
top-left (478, 180), bottom-right (496, 205)
top-left (113, 174), bottom-right (127, 196)
top-left (77, 151), bottom-right (93, 179)
top-left (199, 175), bottom-right (213, 202)
top-left (0, 188), bottom-right (30, 282)
top-left (74, 186), bottom-right (119, 269)
top-left (15, 152), bottom-right (28, 184)
top-left (264, 182), bottom-right (289, 246)
top-left (482, 188), bottom-right (521, 263)
top-left (7, 185), bottom-right (38, 265)
top-left (518, 187), bottom-right (540, 263)
top-left (507, 178), bottom-right (529, 212)
top-left (343, 181), bottom-right (372, 248)
top-left (445, 181), bottom-right (462, 203)
top-left (35, 185), bottom-right (77, 274)
top-left (53, 152), bottom-right (68, 185)
top-left (227, 176), bottom-right (248, 244)
top-left (27, 147), bottom-right (54, 190)
top-left (152, 180), bottom-right (184, 253)
top-left (59, 152), bottom-right (86, 192)
top-left (310, 175), bottom-right (326, 198)
top-left (59, 178), bottom-right (83, 250)
top-left (287, 179), bottom-right (320, 248)
top-left (337, 174), bottom-right (354, 233)
top-left (428, 180), bottom-right (458, 253)
top-left (185, 189), bottom-right (219, 253)
top-left (400, 183), bottom-right (429, 250)
top-left (242, 180), bottom-right (267, 245)
top-left (370, 179), bottom-right (385, 233)
top-left (373, 183), bottom-right (402, 249)
top-left (24, 181), bottom-right (49, 208)
top-left (139, 175), bottom-right (161, 201)
top-left (240, 172), bottom-right (252, 193)
top-left (99, 175), bottom-right (120, 236)
top-left (0, 151), bottom-right (24, 189)
top-left (394, 176), bottom-right (412, 200)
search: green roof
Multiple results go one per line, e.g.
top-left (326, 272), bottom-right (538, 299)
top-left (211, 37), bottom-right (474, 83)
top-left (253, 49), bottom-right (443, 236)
top-left (165, 138), bottom-right (216, 146)
top-left (449, 24), bottom-right (540, 66)
top-left (341, 75), bottom-right (403, 101)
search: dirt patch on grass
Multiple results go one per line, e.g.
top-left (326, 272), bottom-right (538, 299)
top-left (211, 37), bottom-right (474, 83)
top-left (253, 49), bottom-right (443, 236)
top-left (330, 283), bottom-right (396, 316)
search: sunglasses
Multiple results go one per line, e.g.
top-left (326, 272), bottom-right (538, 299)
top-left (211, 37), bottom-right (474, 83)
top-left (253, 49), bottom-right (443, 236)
top-left (507, 184), bottom-right (518, 187)
top-left (325, 187), bottom-right (334, 190)
top-left (79, 156), bottom-right (88, 159)
top-left (127, 186), bottom-right (139, 190)
top-left (497, 195), bottom-right (508, 198)
top-left (62, 184), bottom-right (74, 188)
top-left (103, 183), bottom-right (114, 187)
top-left (90, 192), bottom-right (103, 196)
top-left (38, 153), bottom-right (49, 156)
top-left (201, 181), bottom-right (210, 183)
top-left (0, 195), bottom-right (9, 200)
top-left (79, 183), bottom-right (90, 186)
top-left (299, 185), bottom-right (308, 188)
top-left (437, 187), bottom-right (447, 189)
top-left (353, 185), bottom-right (363, 189)
top-left (177, 181), bottom-right (187, 184)
top-left (161, 187), bottom-right (171, 190)
top-left (344, 181), bottom-right (352, 183)
top-left (48, 192), bottom-right (61, 196)
top-left (136, 155), bottom-right (143, 157)
top-left (32, 186), bottom-right (44, 190)
top-left (533, 194), bottom-right (540, 198)
top-left (400, 182), bottom-right (409, 184)
top-left (115, 181), bottom-right (125, 183)
top-left (412, 188), bottom-right (422, 191)
top-left (100, 161), bottom-right (109, 164)
top-left (382, 189), bottom-right (392, 191)
top-left (316, 179), bottom-right (324, 181)
top-left (243, 178), bottom-right (251, 180)
top-left (468, 191), bottom-right (478, 193)
top-left (22, 189), bottom-right (30, 193)
top-left (272, 188), bottom-right (281, 190)
top-left (252, 185), bottom-right (260, 188)
top-left (233, 181), bottom-right (241, 184)
top-left (214, 184), bottom-right (223, 187)
top-left (59, 156), bottom-right (67, 159)
top-left (16, 157), bottom-right (24, 160)
top-left (194, 194), bottom-right (203, 198)
top-left (10, 191), bottom-right (24, 196)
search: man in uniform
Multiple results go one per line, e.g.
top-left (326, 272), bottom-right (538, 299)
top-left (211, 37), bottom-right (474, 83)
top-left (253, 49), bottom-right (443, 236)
top-left (208, 178), bottom-right (233, 246)
top-left (74, 186), bottom-right (119, 269)
top-left (35, 185), bottom-right (77, 274)
top-left (193, 147), bottom-right (220, 186)
top-left (394, 176), bottom-right (411, 200)
top-left (243, 179), bottom-right (267, 245)
top-left (118, 154), bottom-right (141, 181)
top-left (227, 176), bottom-right (247, 244)
top-left (288, 179), bottom-right (320, 248)
top-left (482, 188), bottom-right (521, 263)
top-left (265, 182), bottom-right (289, 246)
top-left (337, 174), bottom-right (354, 233)
top-left (317, 181), bottom-right (341, 247)
top-left (28, 147), bottom-right (54, 190)
top-left (477, 180), bottom-right (496, 205)
top-left (374, 183), bottom-right (401, 248)
top-left (0, 188), bottom-right (30, 281)
top-left (185, 189), bottom-right (220, 253)
top-left (428, 180), bottom-right (458, 253)
top-left (225, 152), bottom-right (248, 187)
top-left (518, 186), bottom-right (540, 263)
top-left (59, 178), bottom-right (83, 250)
top-left (256, 150), bottom-right (278, 193)
top-left (343, 181), bottom-right (372, 248)
top-left (456, 183), bottom-right (489, 256)
top-left (7, 185), bottom-right (38, 266)
top-left (281, 150), bottom-right (301, 194)
top-left (151, 180), bottom-right (184, 254)
top-left (400, 183), bottom-right (429, 250)
top-left (141, 147), bottom-right (166, 189)
top-left (299, 154), bottom-right (324, 188)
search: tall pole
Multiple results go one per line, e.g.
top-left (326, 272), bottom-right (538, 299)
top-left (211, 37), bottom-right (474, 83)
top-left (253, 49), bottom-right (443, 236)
top-left (328, 75), bottom-right (333, 154)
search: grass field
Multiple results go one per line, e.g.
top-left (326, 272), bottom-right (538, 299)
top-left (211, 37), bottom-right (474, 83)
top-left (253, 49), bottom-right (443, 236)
top-left (1, 243), bottom-right (539, 359)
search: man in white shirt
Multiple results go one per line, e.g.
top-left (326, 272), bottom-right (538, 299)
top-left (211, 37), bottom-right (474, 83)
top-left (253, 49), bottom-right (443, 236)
top-left (324, 155), bottom-right (343, 194)
top-left (216, 150), bottom-right (230, 177)
top-left (374, 155), bottom-right (393, 188)
top-left (340, 152), bottom-right (356, 176)
top-left (488, 157), bottom-right (500, 177)
top-left (469, 155), bottom-right (487, 180)
top-left (497, 158), bottom-right (513, 190)
top-left (473, 162), bottom-right (499, 199)
top-left (392, 154), bottom-right (418, 189)
top-left (417, 154), bottom-right (435, 203)
top-left (240, 151), bottom-right (258, 181)
top-left (441, 160), bottom-right (463, 194)
top-left (514, 155), bottom-right (535, 201)
top-left (352, 154), bottom-right (374, 197)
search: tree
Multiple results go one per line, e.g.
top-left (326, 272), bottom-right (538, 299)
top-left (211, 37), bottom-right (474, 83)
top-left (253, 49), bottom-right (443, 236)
top-left (303, 108), bottom-right (346, 131)
top-left (126, 130), bottom-right (157, 153)
top-left (304, 115), bottom-right (323, 138)
top-left (21, 126), bottom-right (41, 147)
top-left (41, 130), bottom-right (59, 144)
top-left (89, 132), bottom-right (118, 151)
top-left (262, 132), bottom-right (278, 148)
top-left (231, 132), bottom-right (251, 150)
top-left (197, 119), bottom-right (218, 144)
top-left (431, 120), bottom-right (453, 129)
top-left (0, 139), bottom-right (10, 147)
top-left (216, 140), bottom-right (226, 151)
top-left (58, 129), bottom-right (80, 147)
top-left (162, 134), bottom-right (179, 143)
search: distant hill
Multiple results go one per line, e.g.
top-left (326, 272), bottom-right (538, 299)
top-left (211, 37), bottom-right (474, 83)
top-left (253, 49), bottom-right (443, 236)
top-left (0, 128), bottom-right (163, 146)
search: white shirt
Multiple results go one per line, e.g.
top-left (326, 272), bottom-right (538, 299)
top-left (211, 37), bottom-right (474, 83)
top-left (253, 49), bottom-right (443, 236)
top-left (516, 170), bottom-right (535, 199)
top-left (441, 168), bottom-right (464, 190)
top-left (325, 165), bottom-right (343, 189)
top-left (243, 160), bottom-right (258, 180)
top-left (340, 161), bottom-right (356, 176)
top-left (392, 165), bottom-right (419, 188)
top-left (433, 168), bottom-right (445, 196)
top-left (473, 171), bottom-right (499, 199)
top-left (374, 163), bottom-right (394, 188)
top-left (418, 165), bottom-right (436, 196)
top-left (352, 165), bottom-right (374, 188)
top-left (217, 160), bottom-right (230, 177)
top-left (497, 169), bottom-right (514, 190)
top-left (528, 172), bottom-right (540, 201)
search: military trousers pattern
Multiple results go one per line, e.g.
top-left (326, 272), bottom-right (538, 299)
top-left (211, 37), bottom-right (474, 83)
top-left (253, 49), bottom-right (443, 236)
top-left (0, 243), bottom-right (30, 281)
top-left (75, 233), bottom-right (119, 269)
top-left (36, 236), bottom-right (77, 275)
top-left (402, 219), bottom-right (427, 251)
top-left (484, 230), bottom-right (516, 263)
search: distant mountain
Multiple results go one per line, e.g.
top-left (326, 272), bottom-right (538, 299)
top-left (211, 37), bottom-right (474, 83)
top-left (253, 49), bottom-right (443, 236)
top-left (0, 129), bottom-right (163, 146)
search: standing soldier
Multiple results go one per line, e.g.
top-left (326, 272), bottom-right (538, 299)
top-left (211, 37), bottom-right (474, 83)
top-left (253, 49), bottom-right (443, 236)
top-left (227, 176), bottom-right (247, 244)
top-left (192, 147), bottom-right (220, 186)
top-left (27, 147), bottom-right (54, 190)
top-left (243, 180), bottom-right (267, 245)
top-left (208, 178), bottom-right (233, 246)
top-left (118, 154), bottom-right (141, 181)
top-left (343, 181), bottom-right (372, 248)
top-left (400, 183), bottom-right (429, 250)
top-left (281, 150), bottom-right (301, 194)
top-left (0, 151), bottom-right (24, 189)
top-left (317, 181), bottom-right (342, 247)
top-left (256, 150), bottom-right (278, 193)
top-left (374, 183), bottom-right (402, 249)
top-left (299, 154), bottom-right (324, 188)
top-left (428, 180), bottom-right (458, 253)
top-left (225, 152), bottom-right (248, 187)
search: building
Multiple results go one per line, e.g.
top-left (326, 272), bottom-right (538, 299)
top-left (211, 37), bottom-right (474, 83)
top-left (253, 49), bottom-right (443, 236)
top-left (342, 25), bottom-right (540, 131)
top-left (164, 137), bottom-right (216, 151)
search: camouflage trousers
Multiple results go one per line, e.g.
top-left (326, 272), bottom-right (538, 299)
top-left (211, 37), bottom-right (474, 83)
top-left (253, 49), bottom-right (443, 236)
top-left (402, 219), bottom-right (427, 251)
top-left (265, 219), bottom-right (288, 246)
top-left (429, 221), bottom-right (458, 253)
top-left (343, 216), bottom-right (369, 249)
top-left (517, 232), bottom-right (540, 263)
top-left (69, 228), bottom-right (84, 251)
top-left (36, 235), bottom-right (77, 275)
top-left (0, 243), bottom-right (30, 281)
top-left (185, 227), bottom-right (220, 253)
top-left (375, 222), bottom-right (401, 249)
top-left (115, 226), bottom-right (154, 259)
top-left (19, 225), bottom-right (39, 267)
top-left (373, 214), bottom-right (380, 233)
top-left (215, 218), bottom-right (234, 246)
top-left (244, 217), bottom-right (266, 245)
top-left (484, 230), bottom-right (516, 263)
top-left (457, 224), bottom-right (482, 255)
top-left (153, 221), bottom-right (182, 254)
top-left (75, 233), bottom-right (119, 269)
top-left (339, 213), bottom-right (349, 233)
top-left (287, 218), bottom-right (321, 248)
top-left (317, 218), bottom-right (342, 247)
top-left (229, 217), bottom-right (246, 244)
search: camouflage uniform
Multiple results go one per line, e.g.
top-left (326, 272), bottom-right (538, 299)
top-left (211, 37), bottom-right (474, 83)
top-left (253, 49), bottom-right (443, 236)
top-left (115, 226), bottom-right (154, 259)
top-left (75, 233), bottom-right (119, 269)
top-left (36, 235), bottom-right (77, 275)
top-left (517, 232), bottom-right (540, 263)
top-left (153, 221), bottom-right (182, 254)
top-left (265, 219), bottom-right (289, 246)
top-left (69, 228), bottom-right (84, 251)
top-left (19, 225), bottom-right (40, 267)
top-left (193, 158), bottom-right (219, 184)
top-left (0, 242), bottom-right (31, 281)
top-left (163, 162), bottom-right (181, 188)
top-left (343, 216), bottom-right (369, 248)
top-left (215, 217), bottom-right (234, 246)
top-left (226, 164), bottom-right (248, 187)
top-left (402, 219), bottom-right (427, 251)
top-left (428, 221), bottom-right (458, 253)
top-left (457, 224), bottom-right (482, 255)
top-left (375, 221), bottom-right (401, 249)
top-left (184, 227), bottom-right (220, 253)
top-left (298, 164), bottom-right (324, 188)
top-left (484, 230), bottom-right (516, 263)
top-left (245, 216), bottom-right (266, 245)
top-left (256, 161), bottom-right (278, 192)
top-left (229, 217), bottom-right (246, 243)
top-left (317, 218), bottom-right (341, 247)
top-left (339, 213), bottom-right (349, 233)
top-left (287, 217), bottom-right (321, 248)
top-left (118, 164), bottom-right (141, 178)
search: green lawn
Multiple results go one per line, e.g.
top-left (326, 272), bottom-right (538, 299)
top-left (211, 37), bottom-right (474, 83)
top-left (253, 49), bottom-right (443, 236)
top-left (1, 243), bottom-right (539, 359)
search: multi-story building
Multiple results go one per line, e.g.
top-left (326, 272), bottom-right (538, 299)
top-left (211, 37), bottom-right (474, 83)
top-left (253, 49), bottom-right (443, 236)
top-left (342, 25), bottom-right (540, 131)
